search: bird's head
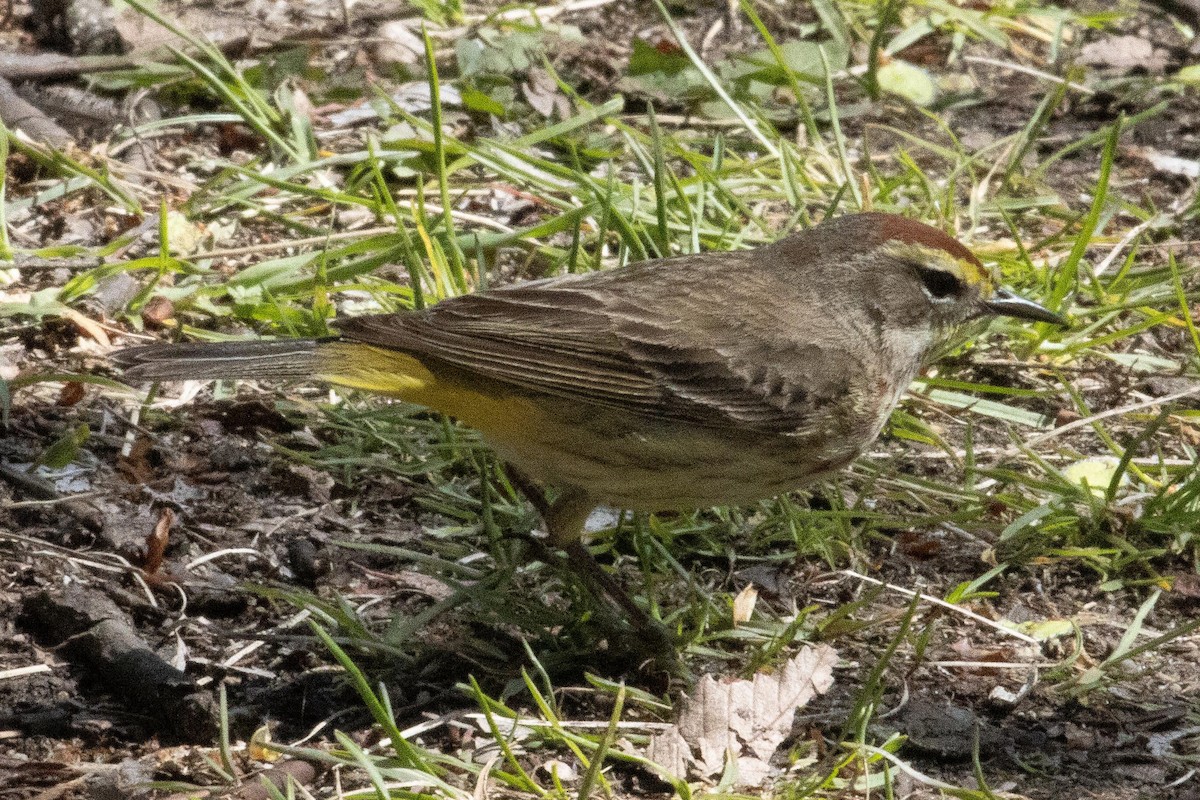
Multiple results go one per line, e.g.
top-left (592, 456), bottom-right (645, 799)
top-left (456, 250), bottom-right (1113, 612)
top-left (821, 213), bottom-right (1066, 334)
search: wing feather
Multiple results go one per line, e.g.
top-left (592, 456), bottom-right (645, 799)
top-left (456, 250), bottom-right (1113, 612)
top-left (334, 251), bottom-right (847, 432)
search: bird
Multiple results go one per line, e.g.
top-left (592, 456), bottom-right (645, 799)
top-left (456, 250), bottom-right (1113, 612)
top-left (116, 212), bottom-right (1065, 630)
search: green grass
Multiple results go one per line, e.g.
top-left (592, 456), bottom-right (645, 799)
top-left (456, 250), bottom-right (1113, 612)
top-left (3, 0), bottom-right (1200, 797)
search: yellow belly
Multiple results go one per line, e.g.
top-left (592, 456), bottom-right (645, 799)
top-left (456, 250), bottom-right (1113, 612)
top-left (316, 341), bottom-right (856, 510)
top-left (479, 399), bottom-right (856, 509)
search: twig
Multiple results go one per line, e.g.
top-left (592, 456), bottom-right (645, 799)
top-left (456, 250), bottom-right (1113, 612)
top-left (0, 76), bottom-right (73, 147)
top-left (1092, 217), bottom-right (1156, 277)
top-left (0, 664), bottom-right (53, 680)
top-left (847, 743), bottom-right (964, 790)
top-left (927, 660), bottom-right (1052, 669)
top-left (963, 55), bottom-right (1094, 96)
top-left (840, 569), bottom-right (1042, 645)
top-left (1022, 384), bottom-right (1200, 449)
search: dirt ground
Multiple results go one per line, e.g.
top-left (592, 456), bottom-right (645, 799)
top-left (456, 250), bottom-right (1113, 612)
top-left (1, 1), bottom-right (1200, 799)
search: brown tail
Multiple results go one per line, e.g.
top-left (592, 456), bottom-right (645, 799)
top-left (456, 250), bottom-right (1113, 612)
top-left (115, 340), bottom-right (324, 382)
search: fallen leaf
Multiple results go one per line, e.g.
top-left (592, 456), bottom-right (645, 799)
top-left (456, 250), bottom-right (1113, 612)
top-left (1005, 618), bottom-right (1075, 640)
top-left (163, 210), bottom-right (205, 256)
top-left (1079, 35), bottom-right (1166, 72)
top-left (248, 724), bottom-right (280, 762)
top-left (644, 726), bottom-right (690, 779)
top-left (732, 583), bottom-right (758, 626)
top-left (876, 59), bottom-right (937, 106)
top-left (141, 295), bottom-right (175, 328)
top-left (523, 67), bottom-right (571, 118)
top-left (142, 507), bottom-right (173, 575)
top-left (374, 19), bottom-right (425, 67)
top-left (538, 759), bottom-right (576, 782)
top-left (1063, 455), bottom-right (1126, 498)
top-left (57, 307), bottom-right (111, 346)
top-left (57, 381), bottom-right (85, 407)
top-left (647, 644), bottom-right (837, 786)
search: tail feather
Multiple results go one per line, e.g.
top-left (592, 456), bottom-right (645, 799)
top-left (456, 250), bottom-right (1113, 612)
top-left (116, 340), bottom-right (323, 382)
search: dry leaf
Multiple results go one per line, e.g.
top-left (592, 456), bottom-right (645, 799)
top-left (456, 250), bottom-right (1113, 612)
top-left (646, 644), bottom-right (837, 786)
top-left (523, 67), bottom-right (571, 118)
top-left (248, 725), bottom-right (280, 762)
top-left (538, 759), bottom-right (576, 782)
top-left (142, 507), bottom-right (173, 575)
top-left (58, 306), bottom-right (110, 346)
top-left (732, 583), bottom-right (758, 626)
top-left (57, 381), bottom-right (85, 407)
top-left (644, 725), bottom-right (690, 779)
top-left (374, 20), bottom-right (425, 67)
top-left (141, 295), bottom-right (175, 328)
top-left (1079, 35), bottom-right (1166, 72)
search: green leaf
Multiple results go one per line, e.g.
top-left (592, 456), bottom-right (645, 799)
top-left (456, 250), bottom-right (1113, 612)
top-left (919, 387), bottom-right (1051, 428)
top-left (623, 37), bottom-right (709, 101)
top-left (455, 28), bottom-right (549, 78)
top-left (460, 86), bottom-right (508, 117)
top-left (1176, 64), bottom-right (1200, 83)
top-left (39, 424), bottom-right (90, 470)
top-left (1063, 456), bottom-right (1127, 499)
top-left (876, 59), bottom-right (937, 106)
top-left (731, 40), bottom-right (849, 85)
top-left (627, 37), bottom-right (692, 76)
top-left (1009, 618), bottom-right (1075, 640)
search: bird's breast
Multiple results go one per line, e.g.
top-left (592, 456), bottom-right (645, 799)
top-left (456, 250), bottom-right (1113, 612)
top-left (482, 397), bottom-right (875, 511)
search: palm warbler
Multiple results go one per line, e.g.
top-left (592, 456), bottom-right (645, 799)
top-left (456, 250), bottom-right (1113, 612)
top-left (118, 213), bottom-right (1064, 623)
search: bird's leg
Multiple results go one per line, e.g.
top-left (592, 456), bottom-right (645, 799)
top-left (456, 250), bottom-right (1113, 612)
top-left (544, 488), bottom-right (677, 655)
top-left (501, 466), bottom-right (676, 654)
top-left (541, 485), bottom-right (635, 613)
top-left (501, 464), bottom-right (552, 520)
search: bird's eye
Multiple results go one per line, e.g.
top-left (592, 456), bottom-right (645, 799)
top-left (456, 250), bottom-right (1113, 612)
top-left (916, 265), bottom-right (961, 300)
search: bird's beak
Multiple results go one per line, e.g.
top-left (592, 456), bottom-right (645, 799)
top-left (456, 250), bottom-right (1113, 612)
top-left (984, 289), bottom-right (1068, 326)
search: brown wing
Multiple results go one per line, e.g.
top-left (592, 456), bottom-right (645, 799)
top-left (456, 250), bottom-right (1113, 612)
top-left (334, 250), bottom-right (853, 432)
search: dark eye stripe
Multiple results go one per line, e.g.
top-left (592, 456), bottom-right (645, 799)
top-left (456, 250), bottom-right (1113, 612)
top-left (915, 265), bottom-right (962, 299)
